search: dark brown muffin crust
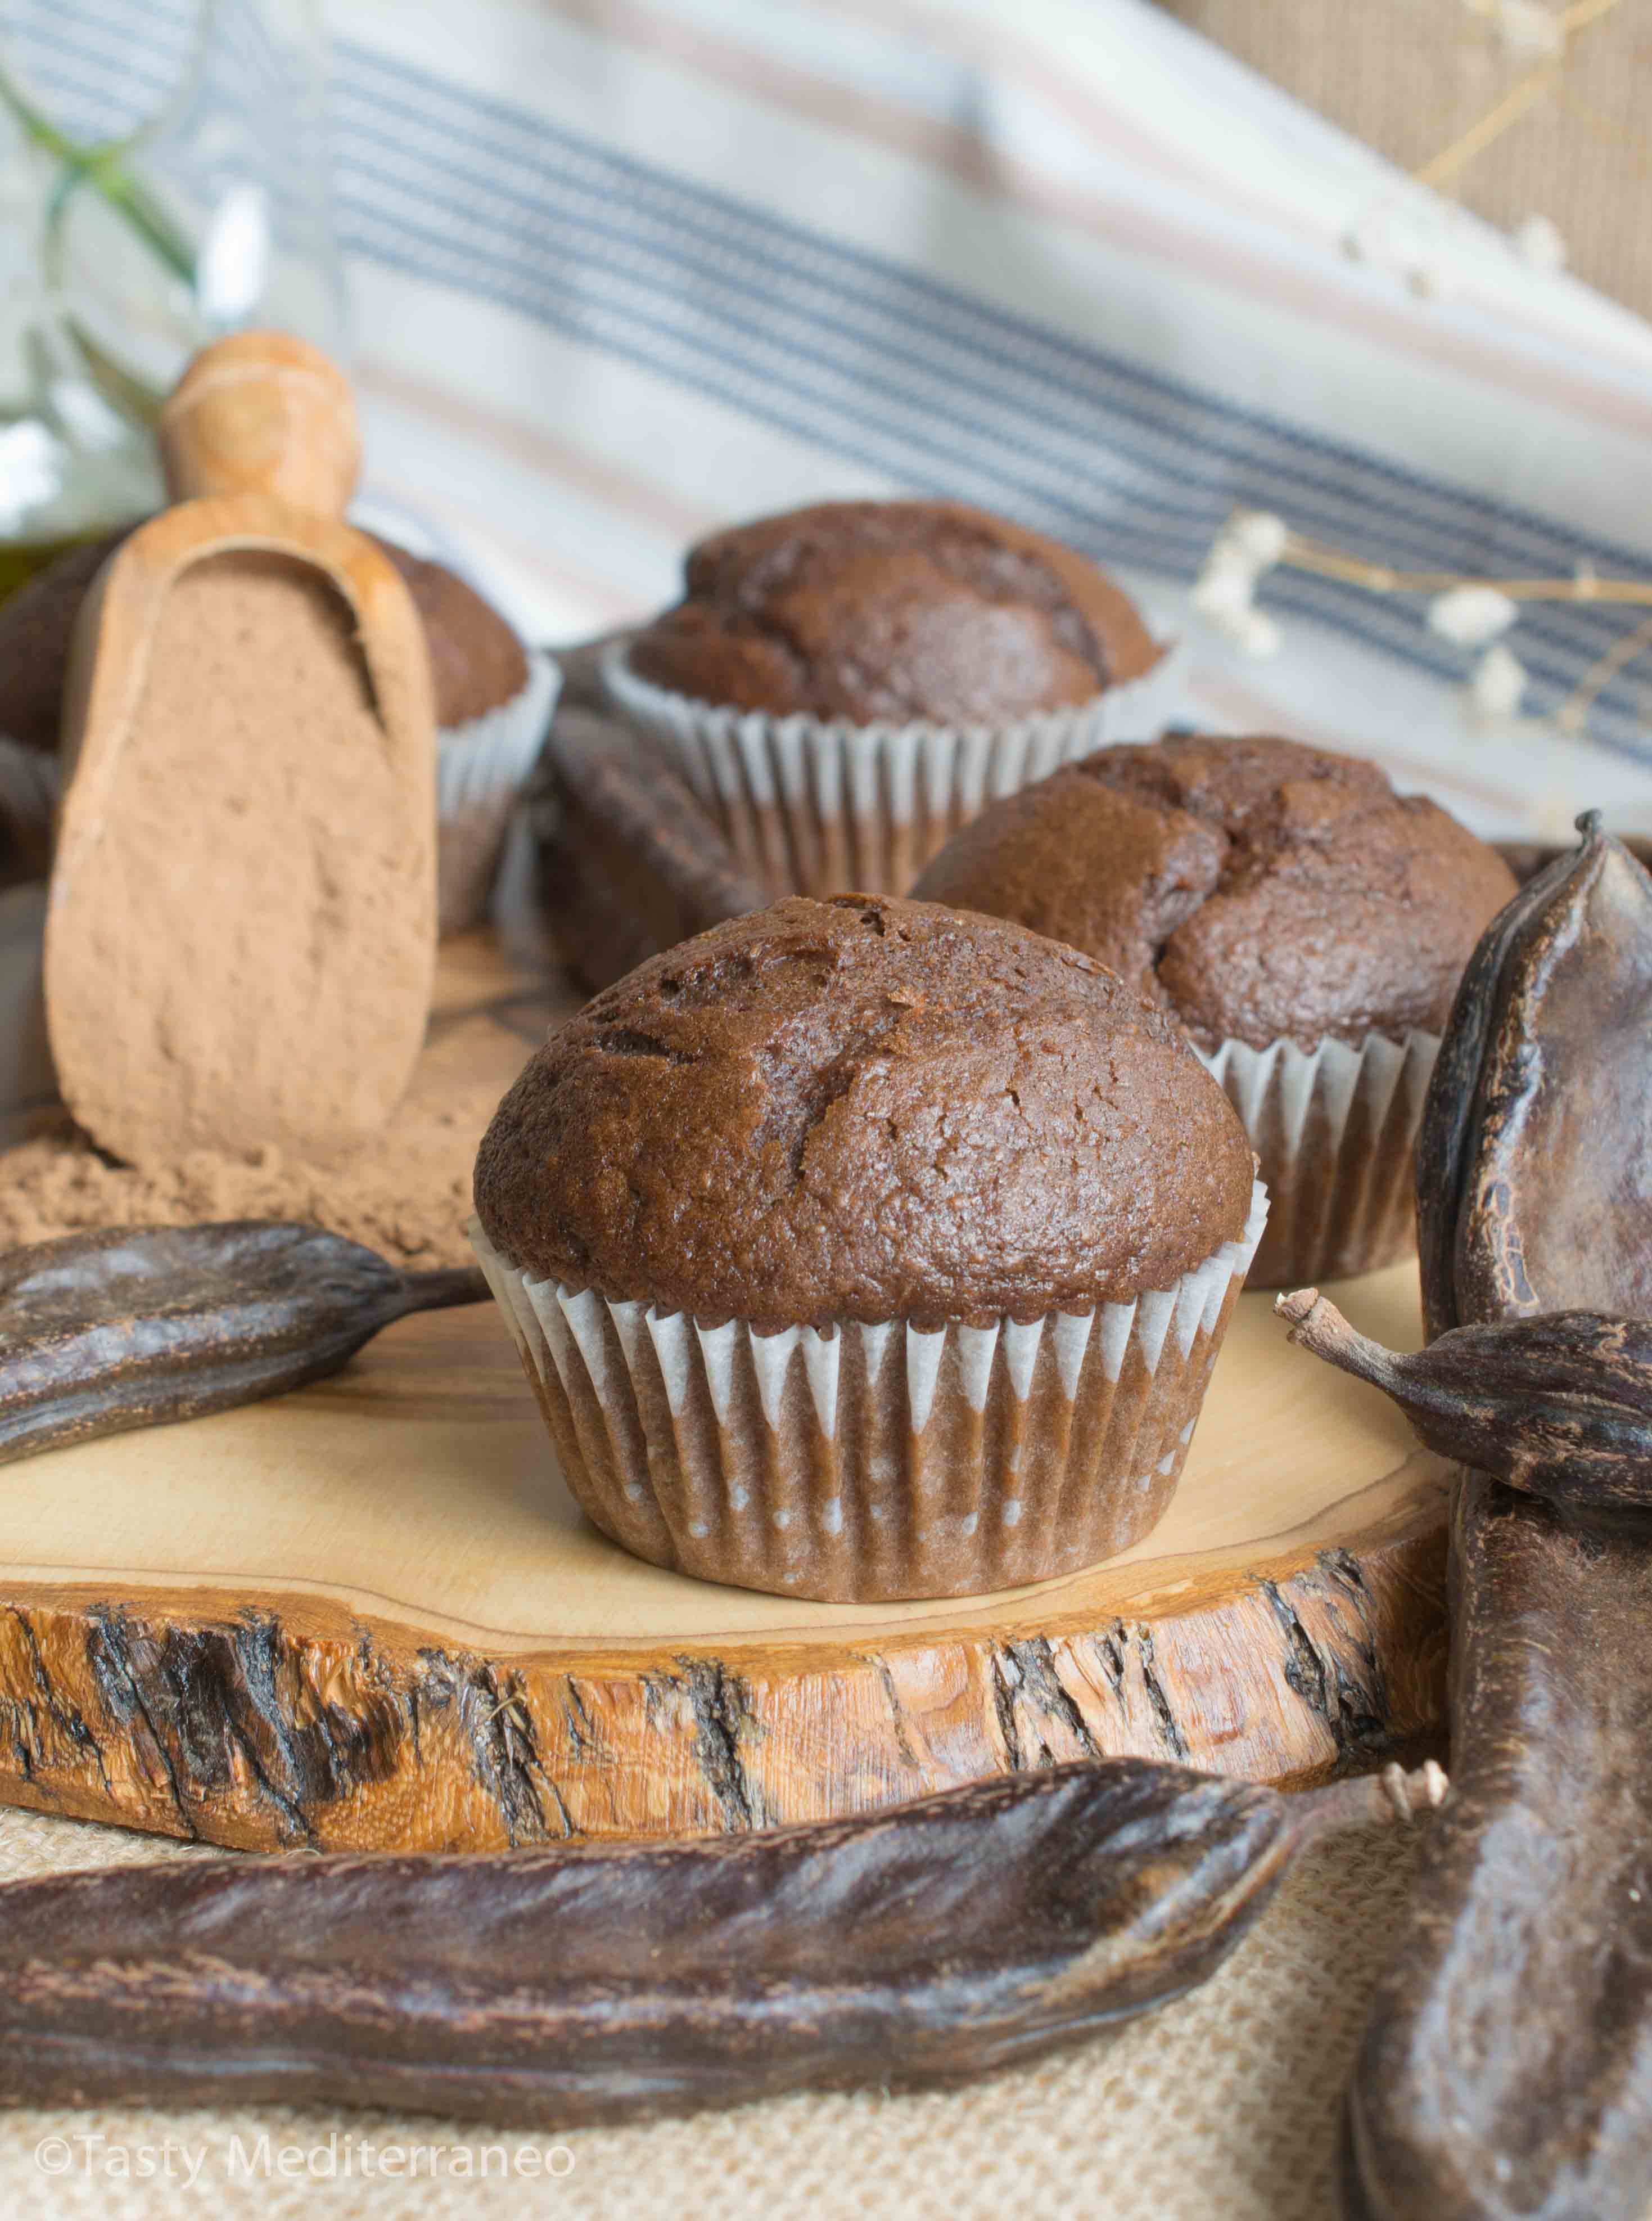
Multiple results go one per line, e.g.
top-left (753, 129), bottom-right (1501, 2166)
top-left (911, 733), bottom-right (1518, 1053)
top-left (625, 500), bottom-right (1162, 724)
top-left (473, 893), bottom-right (1253, 1331)
top-left (374, 540), bottom-right (527, 726)
top-left (0, 528), bottom-right (525, 745)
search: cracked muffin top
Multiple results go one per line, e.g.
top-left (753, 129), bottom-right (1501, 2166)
top-left (473, 893), bottom-right (1253, 1330)
top-left (910, 735), bottom-right (1519, 1052)
top-left (622, 499), bottom-right (1163, 725)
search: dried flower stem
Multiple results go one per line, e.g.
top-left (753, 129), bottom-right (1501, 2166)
top-left (1556, 611), bottom-right (1652, 729)
top-left (1414, 67), bottom-right (1558, 192)
top-left (1561, 0), bottom-right (1626, 33)
top-left (1269, 526), bottom-right (1652, 719)
top-left (1197, 503), bottom-right (1652, 726)
top-left (1413, 0), bottom-right (1623, 193)
top-left (1281, 533), bottom-right (1651, 605)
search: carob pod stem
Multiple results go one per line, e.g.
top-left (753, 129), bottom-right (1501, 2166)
top-left (1277, 1292), bottom-right (1652, 1511)
top-left (1495, 832), bottom-right (1652, 887)
top-left (0, 1756), bottom-right (1443, 2129)
top-left (0, 1220), bottom-right (486, 1464)
top-left (1332, 815), bottom-right (1652, 2221)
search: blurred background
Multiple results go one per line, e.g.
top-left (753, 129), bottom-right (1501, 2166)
top-left (2, 0), bottom-right (1650, 839)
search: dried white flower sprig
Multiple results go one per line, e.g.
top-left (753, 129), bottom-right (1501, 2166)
top-left (1468, 642), bottom-right (1531, 721)
top-left (1426, 587), bottom-right (1526, 718)
top-left (1348, 0), bottom-right (1622, 282)
top-left (1190, 512), bottom-right (1288, 658)
top-left (1484, 0), bottom-right (1567, 64)
top-left (1426, 586), bottom-right (1519, 646)
top-left (1190, 509), bottom-right (1652, 730)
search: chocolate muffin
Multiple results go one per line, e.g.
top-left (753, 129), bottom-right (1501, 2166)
top-left (373, 540), bottom-right (527, 727)
top-left (471, 893), bottom-right (1266, 1602)
top-left (626, 499), bottom-right (1161, 722)
top-left (603, 500), bottom-right (1174, 898)
top-left (0, 529), bottom-right (524, 740)
top-left (913, 733), bottom-right (1519, 1286)
top-left (369, 539), bottom-right (557, 936)
top-left (0, 527), bottom-right (556, 935)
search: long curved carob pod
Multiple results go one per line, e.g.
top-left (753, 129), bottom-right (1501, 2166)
top-left (0, 1221), bottom-right (486, 1463)
top-left (1320, 816), bottom-right (1652, 2221)
top-left (0, 1759), bottom-right (1441, 2128)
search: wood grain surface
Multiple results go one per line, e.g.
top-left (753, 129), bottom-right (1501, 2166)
top-left (0, 1262), bottom-right (1448, 1849)
top-left (0, 814), bottom-right (1451, 1851)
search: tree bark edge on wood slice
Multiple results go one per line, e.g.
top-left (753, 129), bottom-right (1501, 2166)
top-left (0, 1495), bottom-right (1447, 1852)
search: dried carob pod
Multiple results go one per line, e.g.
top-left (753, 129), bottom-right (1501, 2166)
top-left (1278, 1294), bottom-right (1652, 1512)
top-left (0, 1755), bottom-right (1443, 2129)
top-left (0, 1220), bottom-right (486, 1463)
top-left (1319, 815), bottom-right (1652, 2221)
top-left (1417, 809), bottom-right (1652, 1339)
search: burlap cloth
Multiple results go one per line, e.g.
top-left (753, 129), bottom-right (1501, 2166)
top-left (0, 1798), bottom-right (1423, 2219)
top-left (1160, 0), bottom-right (1652, 321)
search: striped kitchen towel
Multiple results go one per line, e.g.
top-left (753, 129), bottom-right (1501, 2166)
top-left (22, 0), bottom-right (1652, 834)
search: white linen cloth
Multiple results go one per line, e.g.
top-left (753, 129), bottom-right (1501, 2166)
top-left (24, 0), bottom-right (1652, 829)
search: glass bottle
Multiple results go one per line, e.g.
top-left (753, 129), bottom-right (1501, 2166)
top-left (0, 0), bottom-right (342, 597)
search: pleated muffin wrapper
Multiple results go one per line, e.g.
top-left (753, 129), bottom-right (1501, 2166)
top-left (0, 650), bottom-right (562, 940)
top-left (434, 647), bottom-right (561, 935)
top-left (470, 1178), bottom-right (1267, 1604)
top-left (600, 639), bottom-right (1183, 899)
top-left (1197, 1030), bottom-right (1438, 1290)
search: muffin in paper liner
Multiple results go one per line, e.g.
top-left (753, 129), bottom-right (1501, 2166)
top-left (434, 647), bottom-right (560, 935)
top-left (1197, 1031), bottom-right (1437, 1290)
top-left (469, 1176), bottom-right (1267, 1604)
top-left (600, 640), bottom-right (1182, 899)
top-left (0, 650), bottom-right (560, 940)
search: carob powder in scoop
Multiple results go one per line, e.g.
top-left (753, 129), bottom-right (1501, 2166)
top-left (48, 550), bottom-right (435, 1168)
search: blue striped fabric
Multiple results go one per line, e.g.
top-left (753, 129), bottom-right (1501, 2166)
top-left (14, 4), bottom-right (320, 231)
top-left (4, 0), bottom-right (195, 139)
top-left (15, 6), bottom-right (1652, 762)
top-left (330, 43), bottom-right (1652, 764)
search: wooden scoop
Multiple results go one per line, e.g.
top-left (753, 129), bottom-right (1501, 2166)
top-left (44, 332), bottom-right (437, 1167)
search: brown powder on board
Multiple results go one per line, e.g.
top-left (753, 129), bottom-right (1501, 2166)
top-left (0, 947), bottom-right (559, 1270)
top-left (0, 1062), bottom-right (502, 1272)
top-left (0, 796), bottom-right (571, 1273)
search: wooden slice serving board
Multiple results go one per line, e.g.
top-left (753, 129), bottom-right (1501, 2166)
top-left (0, 889), bottom-right (1451, 1853)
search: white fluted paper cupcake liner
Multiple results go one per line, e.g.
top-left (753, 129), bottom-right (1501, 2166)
top-left (600, 641), bottom-right (1183, 898)
top-left (471, 1176), bottom-right (1266, 1603)
top-left (1197, 1031), bottom-right (1437, 1289)
top-left (435, 648), bottom-right (561, 935)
